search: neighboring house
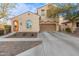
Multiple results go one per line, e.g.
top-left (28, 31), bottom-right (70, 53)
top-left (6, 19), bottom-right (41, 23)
top-left (0, 23), bottom-right (5, 35)
top-left (60, 19), bottom-right (79, 32)
top-left (76, 20), bottom-right (79, 28)
top-left (0, 24), bottom-right (5, 30)
top-left (0, 19), bottom-right (5, 34)
top-left (61, 20), bottom-right (73, 31)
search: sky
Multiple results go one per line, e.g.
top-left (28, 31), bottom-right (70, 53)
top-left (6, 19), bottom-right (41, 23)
top-left (1, 3), bottom-right (78, 25)
top-left (9, 3), bottom-right (79, 18)
top-left (0, 3), bottom-right (46, 24)
top-left (9, 3), bottom-right (46, 18)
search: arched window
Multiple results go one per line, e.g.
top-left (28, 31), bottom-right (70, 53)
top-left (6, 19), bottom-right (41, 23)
top-left (26, 20), bottom-right (32, 29)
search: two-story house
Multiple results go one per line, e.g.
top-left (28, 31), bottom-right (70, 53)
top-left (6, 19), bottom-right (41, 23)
top-left (37, 3), bottom-right (59, 32)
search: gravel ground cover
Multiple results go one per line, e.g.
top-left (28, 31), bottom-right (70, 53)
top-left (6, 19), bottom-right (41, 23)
top-left (0, 41), bottom-right (42, 56)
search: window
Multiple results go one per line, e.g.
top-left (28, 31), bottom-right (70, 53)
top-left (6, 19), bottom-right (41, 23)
top-left (76, 22), bottom-right (79, 27)
top-left (26, 20), bottom-right (32, 29)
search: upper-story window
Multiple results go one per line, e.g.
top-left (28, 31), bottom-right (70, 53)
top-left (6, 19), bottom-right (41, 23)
top-left (26, 20), bottom-right (32, 29)
top-left (41, 9), bottom-right (45, 16)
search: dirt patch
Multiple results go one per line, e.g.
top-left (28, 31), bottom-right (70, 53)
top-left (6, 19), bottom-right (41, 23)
top-left (0, 41), bottom-right (42, 56)
top-left (6, 32), bottom-right (38, 38)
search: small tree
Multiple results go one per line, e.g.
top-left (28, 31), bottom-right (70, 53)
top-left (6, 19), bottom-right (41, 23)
top-left (0, 3), bottom-right (16, 19)
top-left (47, 5), bottom-right (63, 18)
top-left (0, 3), bottom-right (16, 34)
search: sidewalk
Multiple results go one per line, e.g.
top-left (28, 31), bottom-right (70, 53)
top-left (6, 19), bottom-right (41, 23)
top-left (16, 44), bottom-right (44, 56)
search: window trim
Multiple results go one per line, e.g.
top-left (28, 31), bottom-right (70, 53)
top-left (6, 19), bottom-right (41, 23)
top-left (26, 19), bottom-right (32, 29)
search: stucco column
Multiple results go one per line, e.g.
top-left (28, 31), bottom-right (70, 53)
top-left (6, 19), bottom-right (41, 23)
top-left (18, 16), bottom-right (22, 32)
top-left (72, 23), bottom-right (77, 32)
top-left (56, 23), bottom-right (59, 32)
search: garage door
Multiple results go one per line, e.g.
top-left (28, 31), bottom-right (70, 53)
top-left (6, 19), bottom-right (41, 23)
top-left (40, 24), bottom-right (56, 32)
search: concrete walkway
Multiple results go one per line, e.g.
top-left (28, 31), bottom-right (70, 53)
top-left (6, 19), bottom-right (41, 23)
top-left (17, 32), bottom-right (79, 56)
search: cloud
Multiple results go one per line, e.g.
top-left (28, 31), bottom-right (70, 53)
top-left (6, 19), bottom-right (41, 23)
top-left (9, 3), bottom-right (45, 18)
top-left (9, 3), bottom-right (29, 17)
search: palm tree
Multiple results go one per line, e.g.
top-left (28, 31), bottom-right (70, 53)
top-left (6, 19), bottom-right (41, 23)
top-left (63, 4), bottom-right (79, 33)
top-left (47, 3), bottom-right (79, 32)
top-left (65, 11), bottom-right (79, 32)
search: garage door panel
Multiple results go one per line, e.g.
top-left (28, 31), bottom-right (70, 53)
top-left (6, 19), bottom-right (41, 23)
top-left (40, 24), bottom-right (56, 32)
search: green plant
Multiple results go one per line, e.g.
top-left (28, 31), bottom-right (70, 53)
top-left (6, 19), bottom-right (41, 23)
top-left (0, 3), bottom-right (16, 19)
top-left (65, 28), bottom-right (72, 33)
top-left (0, 30), bottom-right (4, 36)
top-left (4, 25), bottom-right (11, 34)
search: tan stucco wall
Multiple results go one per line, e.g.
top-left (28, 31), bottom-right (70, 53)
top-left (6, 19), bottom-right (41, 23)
top-left (37, 4), bottom-right (58, 22)
top-left (21, 13), bottom-right (39, 32)
top-left (0, 24), bottom-right (5, 30)
top-left (37, 4), bottom-right (60, 32)
top-left (37, 4), bottom-right (51, 18)
top-left (11, 12), bottom-right (40, 32)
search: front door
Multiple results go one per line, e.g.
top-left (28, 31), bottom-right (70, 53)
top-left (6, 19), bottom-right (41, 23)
top-left (76, 22), bottom-right (79, 27)
top-left (13, 20), bottom-right (19, 32)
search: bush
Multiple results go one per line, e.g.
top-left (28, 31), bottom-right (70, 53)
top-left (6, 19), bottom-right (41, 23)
top-left (65, 28), bottom-right (72, 33)
top-left (0, 30), bottom-right (4, 36)
top-left (4, 25), bottom-right (11, 34)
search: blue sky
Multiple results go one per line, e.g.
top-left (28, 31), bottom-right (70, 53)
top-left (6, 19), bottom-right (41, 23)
top-left (9, 3), bottom-right (78, 18)
top-left (9, 3), bottom-right (45, 18)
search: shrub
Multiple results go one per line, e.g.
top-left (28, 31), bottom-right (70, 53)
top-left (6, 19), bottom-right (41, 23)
top-left (0, 30), bottom-right (4, 36)
top-left (65, 28), bottom-right (72, 33)
top-left (4, 25), bottom-right (11, 34)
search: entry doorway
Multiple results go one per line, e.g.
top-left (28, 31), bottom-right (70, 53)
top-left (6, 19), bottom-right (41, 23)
top-left (76, 22), bottom-right (79, 27)
top-left (13, 20), bottom-right (19, 32)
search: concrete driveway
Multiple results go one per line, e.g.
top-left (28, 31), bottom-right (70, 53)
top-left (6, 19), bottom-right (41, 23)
top-left (17, 32), bottom-right (79, 56)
